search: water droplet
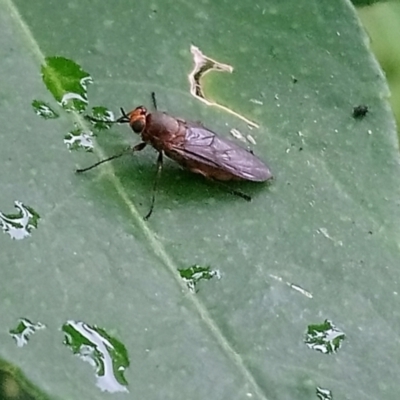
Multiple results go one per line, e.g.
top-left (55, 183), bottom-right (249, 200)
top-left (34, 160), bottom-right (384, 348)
top-left (0, 201), bottom-right (40, 240)
top-left (32, 100), bottom-right (59, 119)
top-left (246, 134), bottom-right (256, 145)
top-left (62, 320), bottom-right (129, 393)
top-left (60, 92), bottom-right (88, 110)
top-left (230, 128), bottom-right (247, 143)
top-left (9, 318), bottom-right (46, 347)
top-left (64, 128), bottom-right (94, 151)
top-left (85, 106), bottom-right (115, 130)
top-left (41, 56), bottom-right (92, 113)
top-left (178, 265), bottom-right (221, 293)
top-left (316, 386), bottom-right (333, 399)
top-left (269, 274), bottom-right (313, 298)
top-left (305, 319), bottom-right (345, 354)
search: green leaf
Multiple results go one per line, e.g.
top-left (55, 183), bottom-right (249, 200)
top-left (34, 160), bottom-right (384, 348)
top-left (1, 1), bottom-right (400, 399)
top-left (31, 100), bottom-right (59, 120)
top-left (41, 56), bottom-right (92, 113)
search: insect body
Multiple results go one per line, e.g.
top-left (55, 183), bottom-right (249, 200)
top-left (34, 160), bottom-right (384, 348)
top-left (77, 94), bottom-right (272, 219)
top-left (126, 106), bottom-right (271, 182)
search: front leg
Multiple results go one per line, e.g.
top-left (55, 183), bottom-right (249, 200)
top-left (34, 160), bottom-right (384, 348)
top-left (76, 142), bottom-right (147, 173)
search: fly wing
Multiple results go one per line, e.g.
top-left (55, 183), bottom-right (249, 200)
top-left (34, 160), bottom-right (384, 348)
top-left (174, 125), bottom-right (272, 181)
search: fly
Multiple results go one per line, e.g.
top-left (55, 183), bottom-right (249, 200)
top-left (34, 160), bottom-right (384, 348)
top-left (77, 93), bottom-right (273, 219)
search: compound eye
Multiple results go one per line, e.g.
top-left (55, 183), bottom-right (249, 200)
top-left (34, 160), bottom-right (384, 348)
top-left (130, 118), bottom-right (145, 133)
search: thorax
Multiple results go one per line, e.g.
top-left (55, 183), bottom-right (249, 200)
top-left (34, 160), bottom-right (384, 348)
top-left (142, 112), bottom-right (186, 152)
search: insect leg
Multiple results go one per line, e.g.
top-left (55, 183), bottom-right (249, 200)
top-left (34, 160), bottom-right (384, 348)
top-left (212, 180), bottom-right (252, 202)
top-left (144, 151), bottom-right (163, 220)
top-left (76, 142), bottom-right (147, 173)
top-left (85, 113), bottom-right (130, 125)
top-left (151, 92), bottom-right (158, 110)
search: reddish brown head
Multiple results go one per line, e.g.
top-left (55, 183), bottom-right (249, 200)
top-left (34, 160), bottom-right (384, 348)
top-left (127, 106), bottom-right (148, 133)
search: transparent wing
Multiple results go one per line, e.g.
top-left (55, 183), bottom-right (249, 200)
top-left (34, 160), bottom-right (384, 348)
top-left (172, 126), bottom-right (272, 181)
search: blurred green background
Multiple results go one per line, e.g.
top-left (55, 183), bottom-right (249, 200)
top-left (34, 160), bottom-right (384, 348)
top-left (359, 1), bottom-right (400, 134)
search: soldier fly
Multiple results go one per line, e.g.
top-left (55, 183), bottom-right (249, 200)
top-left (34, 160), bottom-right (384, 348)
top-left (77, 93), bottom-right (272, 219)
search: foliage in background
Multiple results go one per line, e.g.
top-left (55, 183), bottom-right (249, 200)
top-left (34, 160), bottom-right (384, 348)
top-left (358, 1), bottom-right (400, 134)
